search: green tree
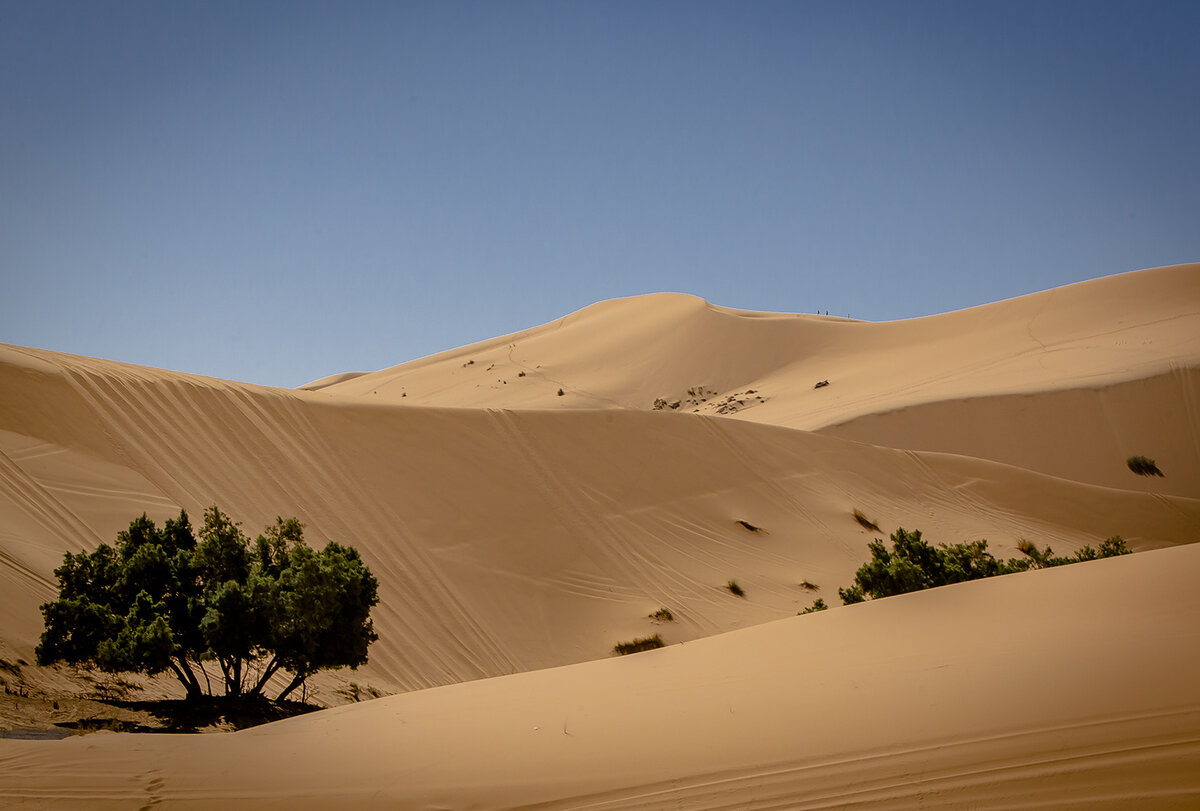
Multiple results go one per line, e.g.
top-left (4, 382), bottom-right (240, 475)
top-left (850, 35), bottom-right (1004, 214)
top-left (37, 507), bottom-right (379, 702)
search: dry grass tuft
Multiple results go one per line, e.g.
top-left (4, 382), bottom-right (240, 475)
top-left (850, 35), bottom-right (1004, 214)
top-left (852, 510), bottom-right (881, 532)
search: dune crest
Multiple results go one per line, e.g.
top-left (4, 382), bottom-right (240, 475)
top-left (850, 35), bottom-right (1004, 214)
top-left (311, 264), bottom-right (1199, 423)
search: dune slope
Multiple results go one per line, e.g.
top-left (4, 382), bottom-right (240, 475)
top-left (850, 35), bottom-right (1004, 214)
top-left (824, 366), bottom-right (1200, 497)
top-left (2, 342), bottom-right (1196, 697)
top-left (307, 264), bottom-right (1200, 493)
top-left (309, 264), bottom-right (1199, 427)
top-left (3, 542), bottom-right (1198, 808)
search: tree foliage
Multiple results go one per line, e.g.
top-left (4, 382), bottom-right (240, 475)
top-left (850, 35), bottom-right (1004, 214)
top-left (36, 507), bottom-right (378, 702)
top-left (836, 528), bottom-right (1130, 605)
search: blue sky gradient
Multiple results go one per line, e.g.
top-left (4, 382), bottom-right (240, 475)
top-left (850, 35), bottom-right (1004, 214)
top-left (3, 1), bottom-right (1198, 387)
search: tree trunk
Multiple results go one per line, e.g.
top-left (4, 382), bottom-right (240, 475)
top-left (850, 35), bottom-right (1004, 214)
top-left (175, 657), bottom-right (205, 698)
top-left (217, 655), bottom-right (238, 697)
top-left (167, 660), bottom-right (203, 699)
top-left (275, 670), bottom-right (308, 703)
top-left (250, 655), bottom-right (282, 697)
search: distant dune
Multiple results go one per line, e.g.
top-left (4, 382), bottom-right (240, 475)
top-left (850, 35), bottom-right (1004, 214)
top-left (0, 264), bottom-right (1197, 807)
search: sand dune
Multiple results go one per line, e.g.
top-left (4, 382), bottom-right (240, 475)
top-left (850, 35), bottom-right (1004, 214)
top-left (311, 264), bottom-right (1199, 426)
top-left (0, 264), bottom-right (1197, 806)
top-left (3, 543), bottom-right (1198, 808)
top-left (825, 366), bottom-right (1200, 497)
top-left (2, 343), bottom-right (1196, 694)
top-left (310, 262), bottom-right (1200, 491)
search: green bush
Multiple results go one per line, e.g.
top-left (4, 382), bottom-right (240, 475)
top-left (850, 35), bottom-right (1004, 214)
top-left (830, 528), bottom-right (1131, 605)
top-left (613, 635), bottom-right (664, 655)
top-left (799, 598), bottom-right (828, 614)
top-left (1014, 536), bottom-right (1131, 569)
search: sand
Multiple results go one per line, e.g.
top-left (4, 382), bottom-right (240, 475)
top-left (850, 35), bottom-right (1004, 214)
top-left (0, 263), bottom-right (1196, 807)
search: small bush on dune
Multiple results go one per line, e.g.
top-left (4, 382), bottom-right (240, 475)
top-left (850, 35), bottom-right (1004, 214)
top-left (1127, 455), bottom-right (1164, 477)
top-left (613, 635), bottom-right (664, 655)
top-left (650, 608), bottom-right (674, 622)
top-left (726, 580), bottom-right (745, 598)
top-left (799, 598), bottom-right (828, 614)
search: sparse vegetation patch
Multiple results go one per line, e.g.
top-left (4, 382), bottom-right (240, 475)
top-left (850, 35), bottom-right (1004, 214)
top-left (852, 510), bottom-right (881, 532)
top-left (1126, 455), bottom-right (1164, 477)
top-left (799, 599), bottom-right (828, 614)
top-left (613, 635), bottom-right (665, 655)
top-left (830, 528), bottom-right (1131, 606)
top-left (726, 580), bottom-right (745, 598)
top-left (650, 608), bottom-right (674, 622)
top-left (736, 520), bottom-right (762, 533)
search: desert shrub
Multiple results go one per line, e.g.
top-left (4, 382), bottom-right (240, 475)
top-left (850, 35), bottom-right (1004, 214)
top-left (342, 682), bottom-right (383, 703)
top-left (830, 529), bottom-right (1132, 606)
top-left (799, 598), bottom-right (828, 614)
top-left (1127, 456), bottom-right (1164, 477)
top-left (838, 584), bottom-right (867, 604)
top-left (852, 510), bottom-right (881, 532)
top-left (736, 520), bottom-right (762, 533)
top-left (1015, 537), bottom-right (1130, 569)
top-left (37, 507), bottom-right (378, 702)
top-left (557, 388), bottom-right (564, 396)
top-left (726, 580), bottom-right (745, 597)
top-left (799, 580), bottom-right (819, 591)
top-left (650, 608), bottom-right (674, 622)
top-left (838, 528), bottom-right (1028, 603)
top-left (613, 635), bottom-right (664, 655)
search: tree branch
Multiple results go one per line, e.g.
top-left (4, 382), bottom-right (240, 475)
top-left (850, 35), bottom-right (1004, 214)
top-left (251, 655), bottom-right (282, 696)
top-left (275, 669), bottom-right (308, 703)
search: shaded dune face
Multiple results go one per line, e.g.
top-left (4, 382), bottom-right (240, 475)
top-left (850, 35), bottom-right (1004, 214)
top-left (0, 263), bottom-right (1197, 807)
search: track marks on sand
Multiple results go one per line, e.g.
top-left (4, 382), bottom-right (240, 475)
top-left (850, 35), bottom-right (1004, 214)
top-left (529, 708), bottom-right (1200, 810)
top-left (55, 359), bottom-right (521, 688)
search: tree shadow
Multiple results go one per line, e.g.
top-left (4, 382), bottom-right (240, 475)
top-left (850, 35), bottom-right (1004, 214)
top-left (55, 696), bottom-right (319, 734)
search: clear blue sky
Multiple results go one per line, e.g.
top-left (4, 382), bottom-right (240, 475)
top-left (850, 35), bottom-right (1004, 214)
top-left (3, 1), bottom-right (1198, 388)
